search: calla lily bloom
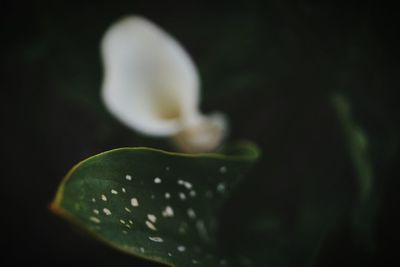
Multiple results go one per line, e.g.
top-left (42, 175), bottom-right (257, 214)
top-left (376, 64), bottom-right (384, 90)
top-left (101, 16), bottom-right (227, 153)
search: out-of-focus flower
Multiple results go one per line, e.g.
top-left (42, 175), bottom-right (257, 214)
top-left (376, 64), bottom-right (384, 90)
top-left (101, 16), bottom-right (227, 153)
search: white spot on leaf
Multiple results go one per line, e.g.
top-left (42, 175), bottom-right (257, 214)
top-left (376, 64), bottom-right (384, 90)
top-left (147, 214), bottom-right (157, 223)
top-left (103, 208), bottom-right (112, 215)
top-left (90, 217), bottom-right (101, 223)
top-left (187, 208), bottom-right (196, 219)
top-left (111, 189), bottom-right (118, 194)
top-left (184, 182), bottom-right (193, 189)
top-left (219, 166), bottom-right (227, 174)
top-left (154, 177), bottom-right (162, 184)
top-left (162, 206), bottom-right (174, 217)
top-left (177, 245), bottom-right (186, 252)
top-left (122, 187), bottom-right (126, 193)
top-left (217, 183), bottom-right (226, 193)
top-left (178, 179), bottom-right (193, 189)
top-left (125, 207), bottom-right (131, 213)
top-left (146, 221), bottom-right (157, 231)
top-left (148, 236), bottom-right (163, 242)
top-left (165, 192), bottom-right (171, 199)
top-left (179, 192), bottom-right (186, 200)
top-left (130, 198), bottom-right (139, 207)
top-left (125, 174), bottom-right (132, 180)
top-left (93, 209), bottom-right (99, 214)
top-left (101, 194), bottom-right (107, 201)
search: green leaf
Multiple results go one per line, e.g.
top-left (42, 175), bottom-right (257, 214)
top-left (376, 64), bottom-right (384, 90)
top-left (51, 143), bottom-right (259, 267)
top-left (332, 94), bottom-right (373, 202)
top-left (331, 93), bottom-right (377, 249)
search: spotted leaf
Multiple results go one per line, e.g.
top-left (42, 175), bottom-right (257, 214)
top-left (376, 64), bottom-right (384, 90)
top-left (51, 143), bottom-right (259, 267)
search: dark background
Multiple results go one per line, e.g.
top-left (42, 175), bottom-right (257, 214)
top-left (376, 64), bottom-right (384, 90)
top-left (2, 0), bottom-right (399, 266)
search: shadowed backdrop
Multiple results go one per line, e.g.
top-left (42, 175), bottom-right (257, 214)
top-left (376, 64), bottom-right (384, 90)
top-left (2, 0), bottom-right (399, 266)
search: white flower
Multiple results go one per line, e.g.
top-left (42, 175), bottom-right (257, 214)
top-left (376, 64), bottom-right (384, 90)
top-left (101, 16), bottom-right (227, 153)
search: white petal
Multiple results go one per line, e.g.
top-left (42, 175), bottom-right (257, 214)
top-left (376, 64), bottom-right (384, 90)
top-left (101, 16), bottom-right (200, 136)
top-left (101, 16), bottom-right (228, 152)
